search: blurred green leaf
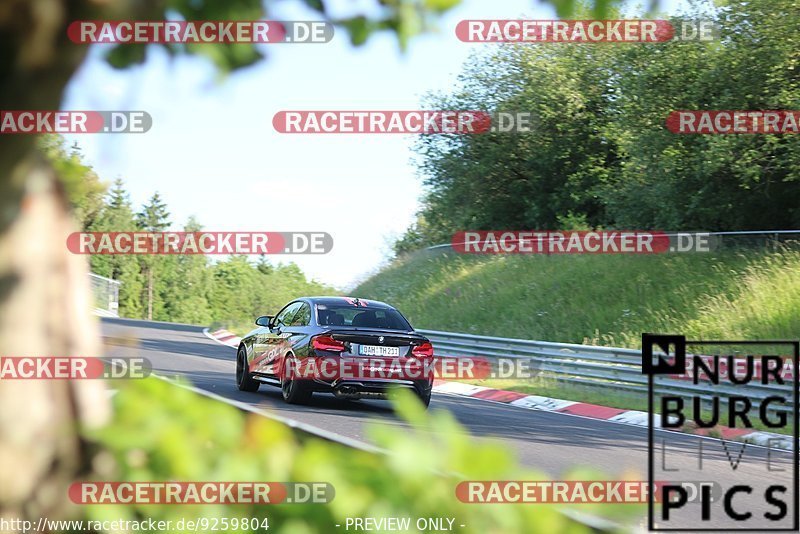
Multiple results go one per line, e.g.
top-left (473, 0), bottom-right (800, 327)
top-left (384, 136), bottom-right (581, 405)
top-left (76, 377), bottom-right (639, 533)
top-left (106, 43), bottom-right (147, 69)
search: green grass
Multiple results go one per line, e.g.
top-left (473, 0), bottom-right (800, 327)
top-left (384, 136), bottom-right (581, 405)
top-left (355, 247), bottom-right (800, 347)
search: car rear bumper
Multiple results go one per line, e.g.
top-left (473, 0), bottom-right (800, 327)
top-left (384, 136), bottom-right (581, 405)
top-left (314, 377), bottom-right (432, 400)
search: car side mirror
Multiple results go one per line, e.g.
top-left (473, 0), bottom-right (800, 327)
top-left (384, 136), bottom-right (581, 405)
top-left (255, 315), bottom-right (273, 327)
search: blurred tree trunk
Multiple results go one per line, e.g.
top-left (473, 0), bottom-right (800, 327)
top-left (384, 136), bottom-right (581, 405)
top-left (0, 0), bottom-right (110, 525)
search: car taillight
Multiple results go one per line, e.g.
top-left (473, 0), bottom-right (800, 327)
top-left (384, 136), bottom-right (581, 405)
top-left (411, 342), bottom-right (434, 358)
top-left (312, 335), bottom-right (346, 352)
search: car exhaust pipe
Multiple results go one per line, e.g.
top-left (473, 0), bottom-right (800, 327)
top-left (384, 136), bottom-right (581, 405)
top-left (334, 385), bottom-right (360, 398)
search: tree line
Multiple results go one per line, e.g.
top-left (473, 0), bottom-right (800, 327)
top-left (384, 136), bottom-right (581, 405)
top-left (44, 135), bottom-right (333, 327)
top-left (396, 0), bottom-right (800, 254)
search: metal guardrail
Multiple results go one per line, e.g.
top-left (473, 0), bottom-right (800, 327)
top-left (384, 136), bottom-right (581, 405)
top-left (417, 329), bottom-right (795, 414)
top-left (89, 272), bottom-right (121, 317)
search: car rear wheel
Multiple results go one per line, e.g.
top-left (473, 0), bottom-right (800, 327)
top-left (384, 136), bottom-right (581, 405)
top-left (236, 347), bottom-right (259, 392)
top-left (417, 389), bottom-right (431, 408)
top-left (281, 355), bottom-right (313, 404)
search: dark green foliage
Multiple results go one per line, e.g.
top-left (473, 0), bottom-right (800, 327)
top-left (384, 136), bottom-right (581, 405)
top-left (401, 0), bottom-right (800, 253)
top-left (45, 136), bottom-right (333, 326)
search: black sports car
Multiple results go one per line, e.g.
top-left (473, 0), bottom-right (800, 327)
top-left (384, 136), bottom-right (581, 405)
top-left (235, 297), bottom-right (435, 407)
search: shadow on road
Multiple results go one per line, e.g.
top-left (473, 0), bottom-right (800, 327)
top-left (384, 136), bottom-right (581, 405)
top-left (103, 317), bottom-right (205, 333)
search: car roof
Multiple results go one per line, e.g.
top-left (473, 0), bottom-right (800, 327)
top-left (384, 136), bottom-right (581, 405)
top-left (303, 296), bottom-right (395, 309)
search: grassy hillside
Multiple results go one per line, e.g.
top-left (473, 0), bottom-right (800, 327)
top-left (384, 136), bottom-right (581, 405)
top-left (354, 247), bottom-right (800, 348)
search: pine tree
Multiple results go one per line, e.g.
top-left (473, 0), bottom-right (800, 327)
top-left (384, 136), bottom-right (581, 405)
top-left (136, 193), bottom-right (171, 320)
top-left (90, 178), bottom-right (144, 318)
top-left (168, 216), bottom-right (214, 324)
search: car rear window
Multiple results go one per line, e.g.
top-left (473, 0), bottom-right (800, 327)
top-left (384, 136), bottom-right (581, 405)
top-left (316, 303), bottom-right (412, 330)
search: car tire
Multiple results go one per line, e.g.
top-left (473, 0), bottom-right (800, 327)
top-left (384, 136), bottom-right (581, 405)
top-left (281, 355), bottom-right (313, 404)
top-left (417, 388), bottom-right (432, 409)
top-left (236, 346), bottom-right (259, 392)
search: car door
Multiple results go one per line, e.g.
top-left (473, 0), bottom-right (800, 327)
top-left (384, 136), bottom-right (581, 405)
top-left (272, 301), bottom-right (316, 379)
top-left (252, 301), bottom-right (302, 375)
top-left (282, 301), bottom-right (313, 357)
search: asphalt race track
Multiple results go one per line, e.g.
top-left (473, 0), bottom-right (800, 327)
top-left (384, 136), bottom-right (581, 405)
top-left (101, 317), bottom-right (797, 530)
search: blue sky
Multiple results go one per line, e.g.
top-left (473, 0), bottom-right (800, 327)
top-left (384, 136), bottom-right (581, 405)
top-left (63, 0), bottom-right (686, 289)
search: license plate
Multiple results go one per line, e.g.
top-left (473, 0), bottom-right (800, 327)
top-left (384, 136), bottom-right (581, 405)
top-left (358, 345), bottom-right (400, 357)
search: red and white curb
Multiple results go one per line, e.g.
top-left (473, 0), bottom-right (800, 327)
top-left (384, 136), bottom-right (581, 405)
top-left (204, 328), bottom-right (241, 348)
top-left (433, 381), bottom-right (794, 451)
top-left (204, 328), bottom-right (793, 451)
